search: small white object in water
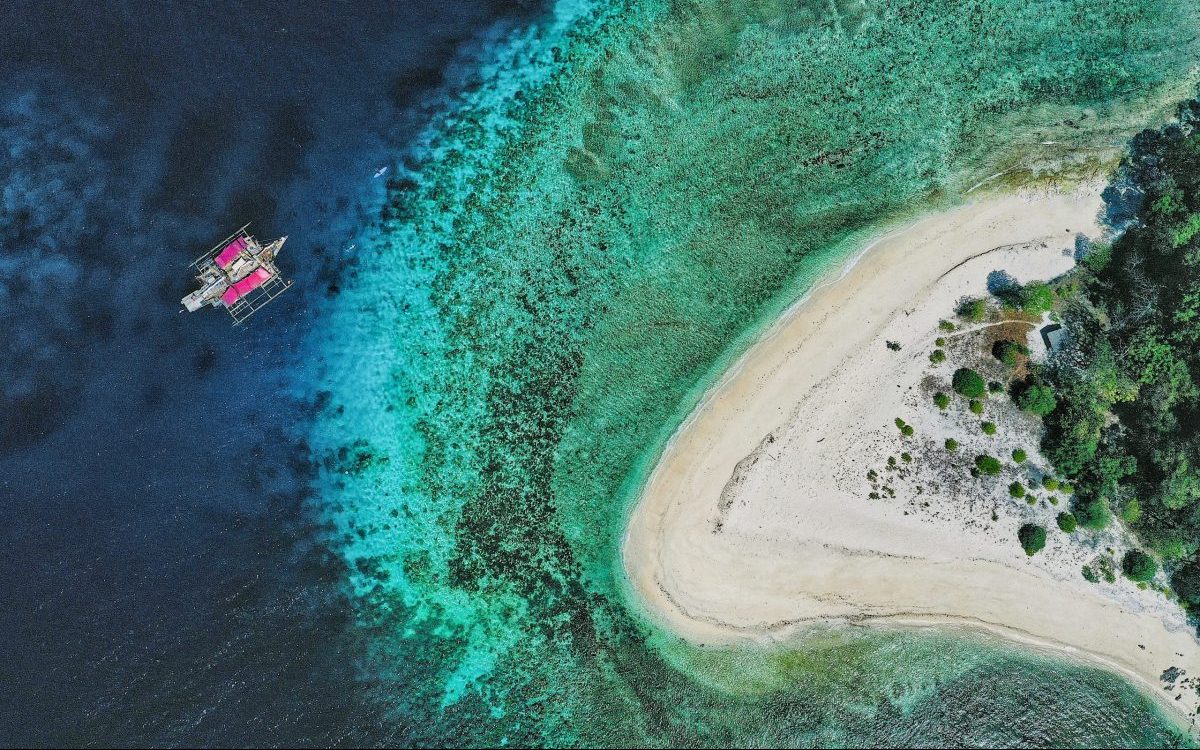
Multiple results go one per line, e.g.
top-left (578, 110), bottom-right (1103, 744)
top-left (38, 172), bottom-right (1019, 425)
top-left (373, 166), bottom-right (388, 179)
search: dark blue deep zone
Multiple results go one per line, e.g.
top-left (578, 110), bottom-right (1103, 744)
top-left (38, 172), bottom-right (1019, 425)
top-left (0, 2), bottom-right (540, 745)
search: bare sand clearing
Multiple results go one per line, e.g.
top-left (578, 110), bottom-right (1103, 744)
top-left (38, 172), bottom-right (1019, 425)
top-left (622, 187), bottom-right (1200, 721)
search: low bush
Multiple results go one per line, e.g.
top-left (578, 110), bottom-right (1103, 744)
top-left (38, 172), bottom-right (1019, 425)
top-left (958, 298), bottom-right (987, 322)
top-left (975, 455), bottom-right (1002, 475)
top-left (1121, 549), bottom-right (1157, 582)
top-left (992, 340), bottom-right (1028, 367)
top-left (953, 368), bottom-right (987, 398)
top-left (1017, 383), bottom-right (1057, 417)
top-left (1018, 524), bottom-right (1046, 556)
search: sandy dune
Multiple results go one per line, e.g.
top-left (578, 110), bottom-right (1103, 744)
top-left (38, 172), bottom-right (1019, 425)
top-left (622, 187), bottom-right (1200, 722)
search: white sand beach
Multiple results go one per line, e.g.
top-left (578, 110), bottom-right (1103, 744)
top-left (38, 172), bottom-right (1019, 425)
top-left (622, 187), bottom-right (1200, 721)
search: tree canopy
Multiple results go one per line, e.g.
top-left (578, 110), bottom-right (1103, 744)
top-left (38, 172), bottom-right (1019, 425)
top-left (1018, 523), bottom-right (1046, 556)
top-left (953, 368), bottom-right (987, 398)
top-left (1039, 101), bottom-right (1200, 610)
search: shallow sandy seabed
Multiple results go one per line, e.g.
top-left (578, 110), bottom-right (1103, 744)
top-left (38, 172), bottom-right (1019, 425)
top-left (623, 186), bottom-right (1200, 723)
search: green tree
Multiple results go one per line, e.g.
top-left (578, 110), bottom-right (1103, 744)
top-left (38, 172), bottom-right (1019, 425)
top-left (1017, 383), bottom-right (1057, 417)
top-left (958, 298), bottom-right (987, 322)
top-left (1121, 549), bottom-right (1157, 582)
top-left (1172, 558), bottom-right (1200, 607)
top-left (1018, 282), bottom-right (1055, 315)
top-left (992, 340), bottom-right (1027, 367)
top-left (1073, 497), bottom-right (1111, 530)
top-left (1009, 482), bottom-right (1025, 498)
top-left (1018, 524), bottom-right (1046, 556)
top-left (1121, 498), bottom-right (1141, 524)
top-left (1012, 448), bottom-right (1027, 463)
top-left (975, 455), bottom-right (1002, 475)
top-left (953, 368), bottom-right (986, 398)
top-left (1056, 512), bottom-right (1078, 532)
top-left (934, 392), bottom-right (950, 409)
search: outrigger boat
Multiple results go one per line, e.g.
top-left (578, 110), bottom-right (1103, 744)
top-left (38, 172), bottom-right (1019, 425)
top-left (181, 224), bottom-right (292, 325)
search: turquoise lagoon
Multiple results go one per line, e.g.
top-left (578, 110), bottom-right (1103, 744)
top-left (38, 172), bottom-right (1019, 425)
top-left (310, 0), bottom-right (1200, 745)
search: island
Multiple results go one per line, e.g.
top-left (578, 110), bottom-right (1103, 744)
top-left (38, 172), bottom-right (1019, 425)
top-left (624, 170), bottom-right (1200, 723)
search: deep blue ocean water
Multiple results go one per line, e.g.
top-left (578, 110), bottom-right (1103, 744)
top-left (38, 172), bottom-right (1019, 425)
top-left (0, 2), bottom-right (541, 745)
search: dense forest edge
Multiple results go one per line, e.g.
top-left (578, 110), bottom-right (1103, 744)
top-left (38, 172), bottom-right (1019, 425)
top-left (995, 97), bottom-right (1200, 615)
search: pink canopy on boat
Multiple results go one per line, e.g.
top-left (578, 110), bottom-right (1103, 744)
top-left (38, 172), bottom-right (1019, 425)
top-left (215, 237), bottom-right (248, 268)
top-left (221, 267), bottom-right (273, 305)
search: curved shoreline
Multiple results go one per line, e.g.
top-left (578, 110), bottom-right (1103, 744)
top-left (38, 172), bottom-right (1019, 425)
top-left (621, 186), bottom-right (1200, 726)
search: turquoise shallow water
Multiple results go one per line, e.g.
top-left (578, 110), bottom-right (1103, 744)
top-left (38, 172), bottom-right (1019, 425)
top-left (310, 0), bottom-right (1200, 745)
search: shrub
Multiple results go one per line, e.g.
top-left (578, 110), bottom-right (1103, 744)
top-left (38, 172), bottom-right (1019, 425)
top-left (953, 368), bottom-right (987, 398)
top-left (992, 340), bottom-right (1028, 367)
top-left (1160, 539), bottom-right (1187, 560)
top-left (1059, 483), bottom-right (1074, 495)
top-left (939, 319), bottom-right (957, 332)
top-left (1009, 482), bottom-right (1025, 498)
top-left (1018, 524), bottom-right (1047, 556)
top-left (929, 349), bottom-right (946, 364)
top-left (902, 424), bottom-right (914, 437)
top-left (901, 452), bottom-right (912, 463)
top-left (988, 380), bottom-right (1004, 393)
top-left (1019, 282), bottom-right (1055, 315)
top-left (1097, 556), bottom-right (1116, 583)
top-left (1172, 558), bottom-right (1200, 607)
top-left (934, 392), bottom-right (950, 409)
top-left (1074, 497), bottom-right (1111, 530)
top-left (969, 400), bottom-right (984, 414)
top-left (1042, 476), bottom-right (1059, 491)
top-left (981, 421), bottom-right (997, 435)
top-left (1082, 564), bottom-right (1099, 583)
top-left (1056, 512), bottom-right (1078, 532)
top-left (975, 455), bottom-right (1002, 475)
top-left (895, 417), bottom-right (906, 430)
top-left (1017, 383), bottom-right (1057, 417)
top-left (945, 438), bottom-right (959, 452)
top-left (1012, 448), bottom-right (1027, 463)
top-left (958, 297), bottom-right (987, 322)
top-left (935, 337), bottom-right (946, 347)
top-left (886, 340), bottom-right (902, 351)
top-left (1082, 243), bottom-right (1113, 273)
top-left (1121, 549), bottom-right (1157, 582)
top-left (1121, 498), bottom-right (1140, 524)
